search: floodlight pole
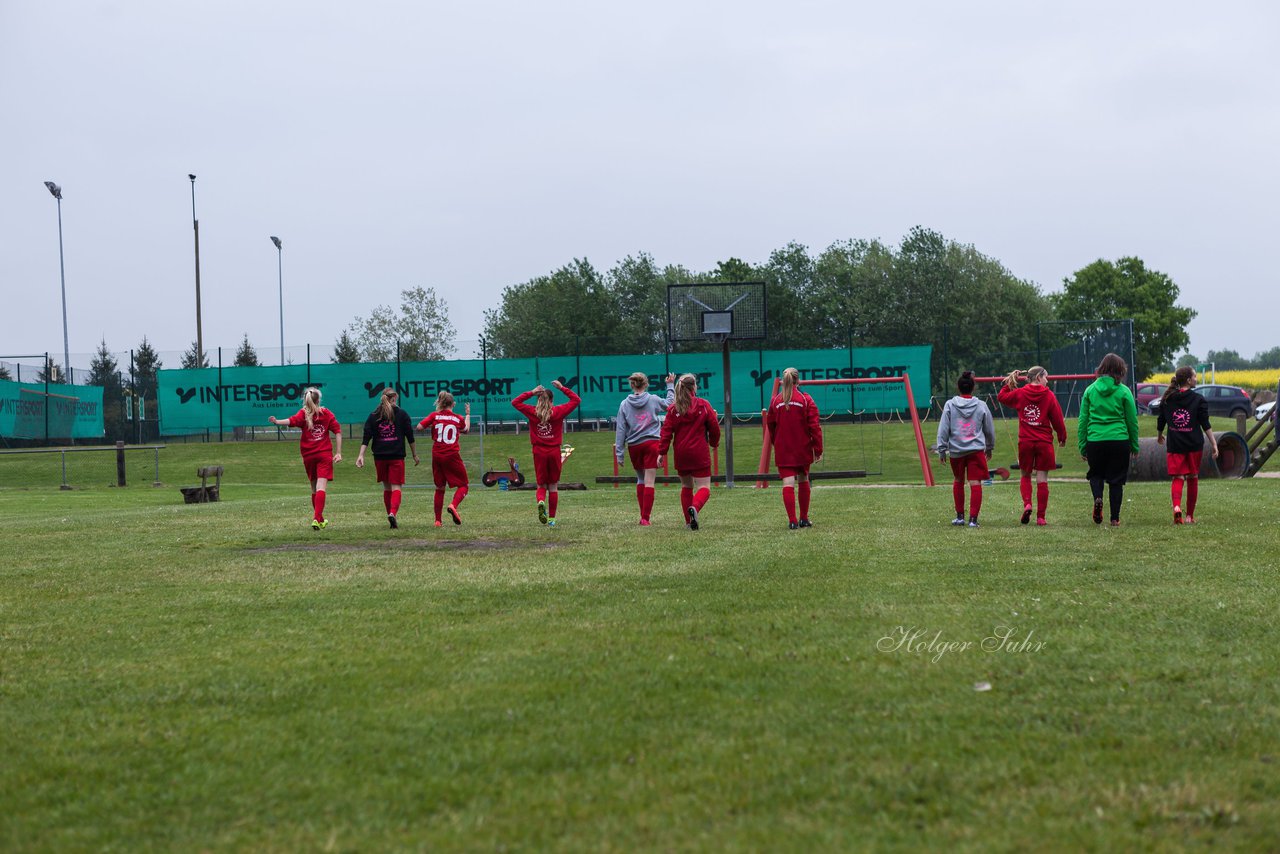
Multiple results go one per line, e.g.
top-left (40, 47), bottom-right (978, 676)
top-left (189, 174), bottom-right (203, 366)
top-left (44, 182), bottom-right (70, 380)
top-left (271, 236), bottom-right (284, 364)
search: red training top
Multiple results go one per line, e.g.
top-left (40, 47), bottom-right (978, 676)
top-left (417, 411), bottom-right (467, 458)
top-left (287, 407), bottom-right (341, 460)
top-left (657, 397), bottom-right (721, 473)
top-left (512, 387), bottom-right (581, 451)
top-left (996, 383), bottom-right (1067, 446)
top-left (766, 389), bottom-right (824, 467)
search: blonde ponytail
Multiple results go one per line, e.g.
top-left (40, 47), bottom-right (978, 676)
top-left (780, 367), bottom-right (800, 405)
top-left (377, 388), bottom-right (397, 422)
top-left (303, 387), bottom-right (322, 431)
top-left (674, 374), bottom-right (697, 415)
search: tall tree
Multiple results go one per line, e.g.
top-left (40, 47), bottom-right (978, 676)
top-left (181, 341), bottom-right (210, 369)
top-left (331, 330), bottom-right (361, 363)
top-left (482, 259), bottom-right (619, 358)
top-left (604, 253), bottom-right (693, 355)
top-left (233, 334), bottom-right (260, 367)
top-left (1052, 257), bottom-right (1195, 381)
top-left (757, 244), bottom-right (813, 349)
top-left (346, 286), bottom-right (457, 362)
top-left (87, 339), bottom-right (127, 441)
top-left (0, 364), bottom-right (11, 381)
top-left (133, 337), bottom-right (162, 400)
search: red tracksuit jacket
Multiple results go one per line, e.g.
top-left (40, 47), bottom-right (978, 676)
top-left (766, 390), bottom-right (824, 468)
top-left (657, 397), bottom-right (721, 473)
top-left (512, 387), bottom-right (581, 451)
top-left (996, 383), bottom-right (1067, 446)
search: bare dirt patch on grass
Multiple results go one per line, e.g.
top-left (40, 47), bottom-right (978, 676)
top-left (248, 538), bottom-right (567, 554)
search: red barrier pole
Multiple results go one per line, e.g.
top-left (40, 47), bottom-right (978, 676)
top-left (972, 373), bottom-right (1095, 384)
top-left (902, 373), bottom-right (935, 487)
top-left (756, 376), bottom-right (781, 487)
top-left (612, 453), bottom-right (619, 488)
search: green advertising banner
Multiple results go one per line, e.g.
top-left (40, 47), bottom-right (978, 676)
top-left (157, 346), bottom-right (931, 433)
top-left (0, 380), bottom-right (105, 440)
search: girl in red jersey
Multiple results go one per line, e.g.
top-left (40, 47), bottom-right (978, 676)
top-left (657, 373), bottom-right (721, 530)
top-left (512, 380), bottom-right (580, 526)
top-left (997, 366), bottom-right (1067, 526)
top-left (417, 392), bottom-right (471, 527)
top-left (268, 386), bottom-right (343, 529)
top-left (355, 387), bottom-right (420, 529)
top-left (765, 367), bottom-right (823, 529)
top-left (1156, 366), bottom-right (1219, 524)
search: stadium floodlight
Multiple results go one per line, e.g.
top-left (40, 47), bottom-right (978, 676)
top-left (270, 236), bottom-right (284, 364)
top-left (45, 181), bottom-right (69, 379)
top-left (189, 174), bottom-right (203, 366)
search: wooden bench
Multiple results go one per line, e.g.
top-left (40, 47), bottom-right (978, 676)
top-left (180, 466), bottom-right (223, 504)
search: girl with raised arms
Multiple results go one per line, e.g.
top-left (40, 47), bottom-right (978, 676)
top-left (997, 366), bottom-right (1067, 526)
top-left (511, 380), bottom-right (581, 526)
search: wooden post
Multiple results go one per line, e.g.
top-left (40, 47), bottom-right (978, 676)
top-left (116, 441), bottom-right (127, 487)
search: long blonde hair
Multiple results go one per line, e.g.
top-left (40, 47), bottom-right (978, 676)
top-left (535, 388), bottom-right (554, 425)
top-left (674, 374), bottom-right (698, 415)
top-left (436, 390), bottom-right (455, 412)
top-left (303, 387), bottom-right (322, 430)
top-left (377, 388), bottom-right (398, 422)
top-left (780, 367), bottom-right (800, 404)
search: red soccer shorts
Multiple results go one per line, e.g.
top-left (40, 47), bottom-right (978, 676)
top-left (374, 458), bottom-right (406, 485)
top-left (1167, 451), bottom-right (1203, 477)
top-left (678, 466), bottom-right (711, 479)
top-left (304, 456), bottom-right (334, 482)
top-left (432, 454), bottom-right (469, 489)
top-left (777, 465), bottom-right (810, 479)
top-left (628, 440), bottom-right (660, 471)
top-left (532, 448), bottom-right (564, 485)
top-left (1017, 441), bottom-right (1057, 475)
top-left (949, 452), bottom-right (990, 482)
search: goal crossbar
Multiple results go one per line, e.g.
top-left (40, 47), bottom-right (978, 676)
top-left (756, 374), bottom-right (935, 487)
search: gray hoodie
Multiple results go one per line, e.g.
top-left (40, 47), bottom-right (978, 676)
top-left (935, 395), bottom-right (995, 458)
top-left (614, 384), bottom-right (676, 462)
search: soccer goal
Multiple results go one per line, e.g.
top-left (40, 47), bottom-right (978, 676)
top-left (756, 374), bottom-right (936, 487)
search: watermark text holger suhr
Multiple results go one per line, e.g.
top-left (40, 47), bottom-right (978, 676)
top-left (877, 626), bottom-right (1045, 664)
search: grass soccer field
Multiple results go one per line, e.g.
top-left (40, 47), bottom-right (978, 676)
top-left (2, 421), bottom-right (1278, 851)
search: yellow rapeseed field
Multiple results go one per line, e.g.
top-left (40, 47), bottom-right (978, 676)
top-left (1142, 369), bottom-right (1280, 391)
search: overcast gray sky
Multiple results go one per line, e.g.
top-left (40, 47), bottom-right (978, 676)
top-left (3, 0), bottom-right (1277, 370)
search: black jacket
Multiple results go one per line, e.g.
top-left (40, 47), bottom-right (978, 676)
top-left (1156, 389), bottom-right (1211, 454)
top-left (362, 406), bottom-right (416, 459)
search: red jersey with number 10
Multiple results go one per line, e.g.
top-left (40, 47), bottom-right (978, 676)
top-left (417, 411), bottom-right (467, 458)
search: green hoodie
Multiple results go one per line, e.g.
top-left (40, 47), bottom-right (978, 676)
top-left (1077, 375), bottom-right (1140, 455)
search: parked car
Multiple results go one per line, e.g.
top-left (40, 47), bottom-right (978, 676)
top-left (1147, 384), bottom-right (1255, 420)
top-left (1256, 400), bottom-right (1275, 422)
top-left (1134, 383), bottom-right (1167, 413)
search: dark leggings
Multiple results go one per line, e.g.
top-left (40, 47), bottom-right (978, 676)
top-left (1086, 440), bottom-right (1132, 522)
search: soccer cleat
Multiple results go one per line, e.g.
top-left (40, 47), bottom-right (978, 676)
top-left (1021, 505), bottom-right (1032, 525)
top-left (1092, 498), bottom-right (1103, 525)
top-left (433, 520), bottom-right (443, 527)
top-left (1036, 517), bottom-right (1047, 526)
top-left (547, 518), bottom-right (556, 527)
top-left (639, 519), bottom-right (651, 527)
top-left (968, 517), bottom-right (979, 528)
top-left (320, 519), bottom-right (328, 529)
top-left (952, 515), bottom-right (966, 526)
top-left (1110, 520), bottom-right (1121, 527)
top-left (798, 518), bottom-right (812, 528)
top-left (311, 519), bottom-right (321, 530)
top-left (388, 513), bottom-right (398, 529)
top-left (788, 521), bottom-right (799, 530)
top-left (537, 500), bottom-right (548, 525)
top-left (1173, 506), bottom-right (1183, 525)
top-left (1185, 515), bottom-right (1196, 524)
top-left (447, 504), bottom-right (462, 525)
top-left (687, 505), bottom-right (700, 531)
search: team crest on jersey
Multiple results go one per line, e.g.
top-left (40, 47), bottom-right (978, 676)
top-left (1172, 408), bottom-right (1192, 430)
top-left (1023, 404), bottom-right (1042, 424)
